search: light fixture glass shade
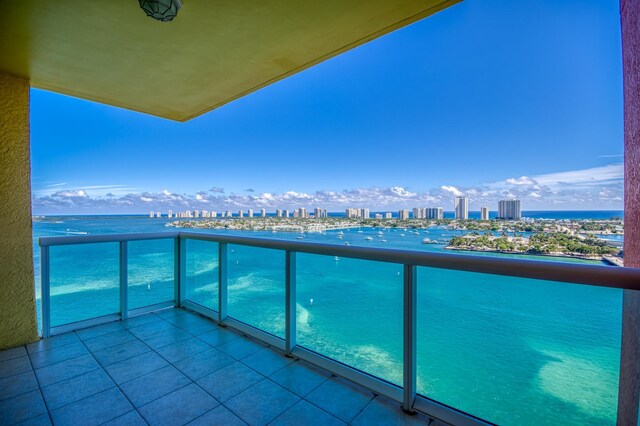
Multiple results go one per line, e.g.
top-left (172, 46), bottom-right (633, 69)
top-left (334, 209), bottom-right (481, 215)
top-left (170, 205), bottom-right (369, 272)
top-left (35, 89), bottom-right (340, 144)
top-left (139, 0), bottom-right (182, 22)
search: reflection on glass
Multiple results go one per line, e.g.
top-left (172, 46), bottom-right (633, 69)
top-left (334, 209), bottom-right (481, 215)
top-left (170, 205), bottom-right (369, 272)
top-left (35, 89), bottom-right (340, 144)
top-left (416, 266), bottom-right (621, 425)
top-left (50, 243), bottom-right (119, 327)
top-left (296, 254), bottom-right (403, 386)
top-left (227, 245), bottom-right (285, 337)
top-left (128, 239), bottom-right (174, 309)
top-left (184, 239), bottom-right (219, 310)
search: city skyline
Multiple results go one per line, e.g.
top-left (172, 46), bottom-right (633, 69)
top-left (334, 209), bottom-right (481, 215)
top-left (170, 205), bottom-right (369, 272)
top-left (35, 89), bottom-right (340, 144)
top-left (30, 0), bottom-right (623, 215)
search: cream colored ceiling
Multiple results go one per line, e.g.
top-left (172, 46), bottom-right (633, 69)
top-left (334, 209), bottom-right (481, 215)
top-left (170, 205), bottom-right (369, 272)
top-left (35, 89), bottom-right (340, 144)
top-left (0, 0), bottom-right (459, 121)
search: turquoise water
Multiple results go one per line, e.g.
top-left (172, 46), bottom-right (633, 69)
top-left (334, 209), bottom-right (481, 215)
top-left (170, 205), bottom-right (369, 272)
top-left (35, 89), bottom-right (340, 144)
top-left (32, 216), bottom-right (622, 425)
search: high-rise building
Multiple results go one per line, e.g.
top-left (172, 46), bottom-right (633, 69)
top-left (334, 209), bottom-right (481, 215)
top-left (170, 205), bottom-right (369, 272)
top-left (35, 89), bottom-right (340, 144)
top-left (454, 197), bottom-right (468, 220)
top-left (168, 210), bottom-right (173, 218)
top-left (498, 199), bottom-right (521, 220)
top-left (283, 210), bottom-right (289, 218)
top-left (412, 207), bottom-right (425, 219)
top-left (374, 213), bottom-right (383, 219)
top-left (398, 209), bottom-right (409, 220)
top-left (238, 210), bottom-right (244, 218)
top-left (149, 211), bottom-right (154, 218)
top-left (261, 208), bottom-right (266, 217)
top-left (314, 207), bottom-right (322, 219)
top-left (276, 209), bottom-right (282, 217)
top-left (248, 209), bottom-right (253, 218)
top-left (298, 207), bottom-right (308, 218)
top-left (426, 207), bottom-right (444, 220)
top-left (480, 206), bottom-right (489, 221)
top-left (360, 208), bottom-right (370, 219)
top-left (384, 212), bottom-right (393, 219)
top-left (346, 208), bottom-right (359, 218)
top-left (211, 211), bottom-right (217, 218)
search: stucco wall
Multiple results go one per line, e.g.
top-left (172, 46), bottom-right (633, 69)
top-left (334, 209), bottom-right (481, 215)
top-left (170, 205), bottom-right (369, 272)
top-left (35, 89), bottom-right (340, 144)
top-left (0, 73), bottom-right (38, 349)
top-left (618, 0), bottom-right (640, 424)
top-left (623, 1), bottom-right (639, 267)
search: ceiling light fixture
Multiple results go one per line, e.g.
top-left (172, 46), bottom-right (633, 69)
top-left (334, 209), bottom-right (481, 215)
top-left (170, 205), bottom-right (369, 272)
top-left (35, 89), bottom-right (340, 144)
top-left (139, 0), bottom-right (182, 22)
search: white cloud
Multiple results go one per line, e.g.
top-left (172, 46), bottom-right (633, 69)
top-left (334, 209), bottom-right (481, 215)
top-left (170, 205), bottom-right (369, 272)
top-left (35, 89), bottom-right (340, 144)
top-left (506, 176), bottom-right (537, 186)
top-left (440, 186), bottom-right (464, 197)
top-left (532, 163), bottom-right (622, 189)
top-left (31, 164), bottom-right (624, 214)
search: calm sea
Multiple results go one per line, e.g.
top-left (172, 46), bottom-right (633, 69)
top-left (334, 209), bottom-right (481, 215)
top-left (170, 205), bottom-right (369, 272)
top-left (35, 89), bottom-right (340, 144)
top-left (31, 212), bottom-right (624, 425)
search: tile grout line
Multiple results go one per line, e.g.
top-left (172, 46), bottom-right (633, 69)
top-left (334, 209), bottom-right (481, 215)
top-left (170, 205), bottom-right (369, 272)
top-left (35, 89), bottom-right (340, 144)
top-left (74, 326), bottom-right (152, 425)
top-left (348, 393), bottom-right (378, 425)
top-left (25, 343), bottom-right (55, 425)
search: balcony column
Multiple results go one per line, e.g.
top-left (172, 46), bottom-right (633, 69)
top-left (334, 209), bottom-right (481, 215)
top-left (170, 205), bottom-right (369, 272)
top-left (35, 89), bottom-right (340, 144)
top-left (619, 0), bottom-right (640, 424)
top-left (0, 72), bottom-right (38, 349)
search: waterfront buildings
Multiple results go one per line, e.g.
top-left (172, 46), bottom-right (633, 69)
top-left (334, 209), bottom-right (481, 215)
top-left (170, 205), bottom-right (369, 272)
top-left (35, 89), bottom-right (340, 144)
top-left (261, 208), bottom-right (266, 217)
top-left (413, 207), bottom-right (426, 219)
top-left (361, 208), bottom-right (370, 219)
top-left (498, 199), bottom-right (521, 220)
top-left (455, 197), bottom-right (469, 220)
top-left (426, 207), bottom-right (444, 220)
top-left (314, 207), bottom-right (328, 219)
top-left (346, 208), bottom-right (359, 218)
top-left (384, 212), bottom-right (393, 219)
top-left (399, 209), bottom-right (409, 220)
top-left (481, 206), bottom-right (490, 221)
top-left (248, 209), bottom-right (254, 218)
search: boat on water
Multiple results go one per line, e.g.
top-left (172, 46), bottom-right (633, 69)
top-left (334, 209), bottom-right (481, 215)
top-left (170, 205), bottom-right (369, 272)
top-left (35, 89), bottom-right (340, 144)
top-left (334, 256), bottom-right (340, 261)
top-left (399, 234), bottom-right (405, 237)
top-left (422, 238), bottom-right (435, 244)
top-left (344, 242), bottom-right (350, 246)
top-left (337, 234), bottom-right (343, 239)
top-left (296, 236), bottom-right (304, 239)
top-left (364, 236), bottom-right (373, 241)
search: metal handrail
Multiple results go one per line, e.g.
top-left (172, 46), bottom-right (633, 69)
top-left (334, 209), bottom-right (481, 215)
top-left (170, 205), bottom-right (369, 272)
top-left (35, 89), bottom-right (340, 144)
top-left (39, 231), bottom-right (640, 290)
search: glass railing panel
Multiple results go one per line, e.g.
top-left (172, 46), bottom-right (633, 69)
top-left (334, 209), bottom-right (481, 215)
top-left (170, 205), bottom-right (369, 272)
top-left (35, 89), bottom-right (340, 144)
top-left (416, 266), bottom-right (622, 425)
top-left (296, 254), bottom-right (404, 386)
top-left (50, 242), bottom-right (119, 327)
top-left (184, 239), bottom-right (219, 311)
top-left (227, 245), bottom-right (285, 337)
top-left (128, 239), bottom-right (175, 310)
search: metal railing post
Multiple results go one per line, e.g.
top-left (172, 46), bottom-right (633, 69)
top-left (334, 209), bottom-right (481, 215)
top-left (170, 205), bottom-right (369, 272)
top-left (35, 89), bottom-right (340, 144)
top-left (218, 242), bottom-right (228, 323)
top-left (617, 289), bottom-right (640, 425)
top-left (285, 250), bottom-right (297, 356)
top-left (40, 246), bottom-right (51, 338)
top-left (403, 264), bottom-right (417, 413)
top-left (175, 237), bottom-right (185, 307)
top-left (119, 241), bottom-right (128, 320)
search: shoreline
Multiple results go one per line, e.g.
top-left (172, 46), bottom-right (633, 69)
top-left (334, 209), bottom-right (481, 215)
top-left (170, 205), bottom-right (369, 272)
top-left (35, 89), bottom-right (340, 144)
top-left (445, 246), bottom-right (621, 264)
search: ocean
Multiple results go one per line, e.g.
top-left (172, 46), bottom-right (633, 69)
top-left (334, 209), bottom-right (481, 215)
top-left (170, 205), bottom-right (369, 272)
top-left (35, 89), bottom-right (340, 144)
top-left (32, 212), bottom-right (624, 425)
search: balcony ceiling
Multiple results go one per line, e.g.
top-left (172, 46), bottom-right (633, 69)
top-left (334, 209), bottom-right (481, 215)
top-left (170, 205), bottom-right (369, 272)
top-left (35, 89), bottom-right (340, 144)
top-left (0, 0), bottom-right (458, 122)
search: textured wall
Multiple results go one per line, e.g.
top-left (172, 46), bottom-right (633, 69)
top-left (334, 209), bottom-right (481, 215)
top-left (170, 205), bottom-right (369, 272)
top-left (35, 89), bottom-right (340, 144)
top-left (619, 0), bottom-right (640, 424)
top-left (0, 73), bottom-right (38, 349)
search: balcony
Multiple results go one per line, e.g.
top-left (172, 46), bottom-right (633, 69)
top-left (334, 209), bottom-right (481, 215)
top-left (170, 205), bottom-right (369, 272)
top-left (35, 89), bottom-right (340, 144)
top-left (1, 307), bottom-right (439, 425)
top-left (2, 231), bottom-right (638, 425)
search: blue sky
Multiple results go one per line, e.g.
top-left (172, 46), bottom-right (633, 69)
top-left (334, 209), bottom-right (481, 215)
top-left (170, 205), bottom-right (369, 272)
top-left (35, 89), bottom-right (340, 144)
top-left (31, 0), bottom-right (624, 214)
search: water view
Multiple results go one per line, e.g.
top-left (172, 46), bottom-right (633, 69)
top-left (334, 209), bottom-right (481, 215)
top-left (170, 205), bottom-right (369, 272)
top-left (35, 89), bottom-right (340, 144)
top-left (33, 213), bottom-right (624, 425)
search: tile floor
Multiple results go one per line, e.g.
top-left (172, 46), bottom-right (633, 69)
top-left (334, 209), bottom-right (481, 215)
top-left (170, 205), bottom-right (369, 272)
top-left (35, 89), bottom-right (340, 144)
top-left (0, 308), bottom-right (446, 425)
